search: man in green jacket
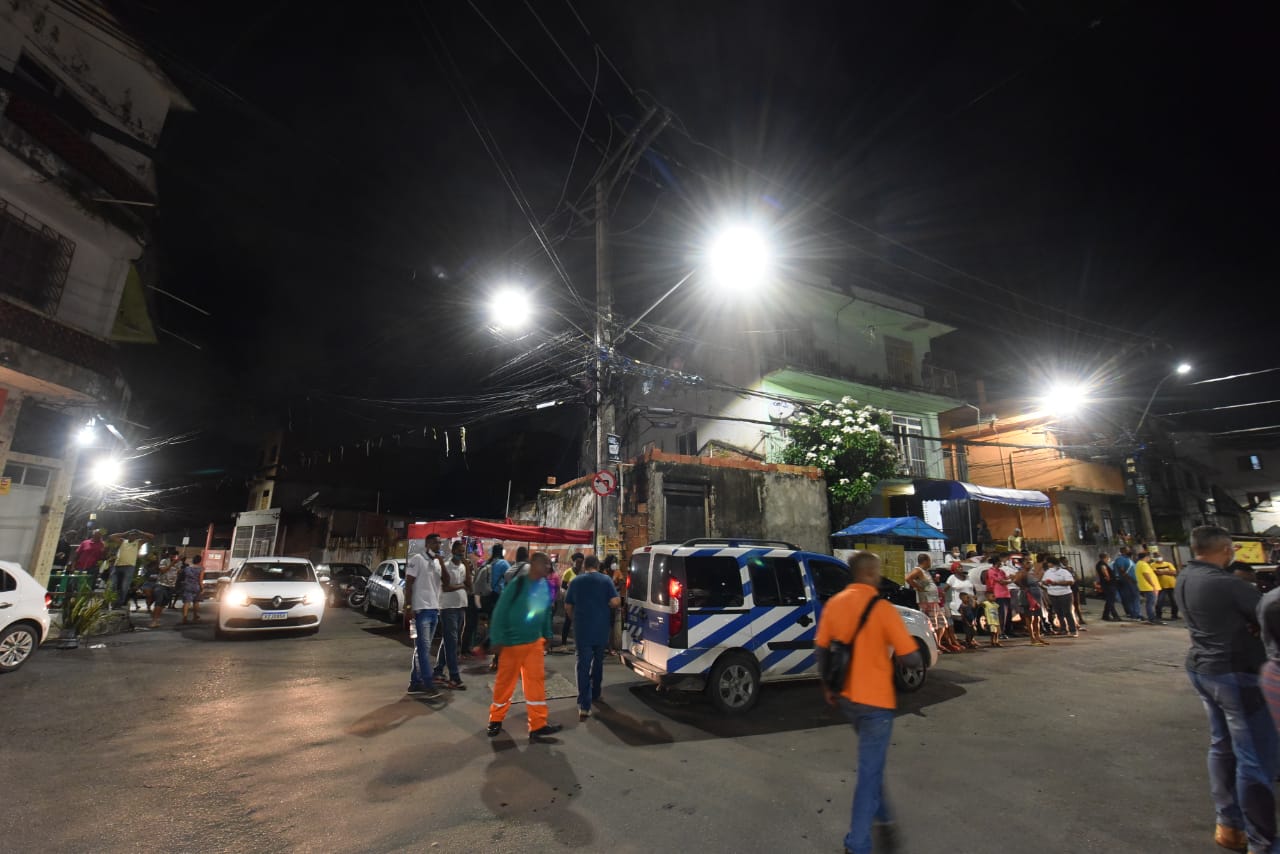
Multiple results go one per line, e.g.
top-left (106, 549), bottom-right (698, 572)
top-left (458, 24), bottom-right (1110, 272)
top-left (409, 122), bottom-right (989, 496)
top-left (487, 551), bottom-right (561, 742)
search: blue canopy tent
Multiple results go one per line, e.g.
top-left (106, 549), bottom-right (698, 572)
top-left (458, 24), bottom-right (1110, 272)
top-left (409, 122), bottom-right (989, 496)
top-left (910, 480), bottom-right (1051, 508)
top-left (832, 517), bottom-right (948, 540)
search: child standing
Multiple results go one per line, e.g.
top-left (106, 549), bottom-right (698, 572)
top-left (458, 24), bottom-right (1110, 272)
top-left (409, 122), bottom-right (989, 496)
top-left (982, 591), bottom-right (1002, 647)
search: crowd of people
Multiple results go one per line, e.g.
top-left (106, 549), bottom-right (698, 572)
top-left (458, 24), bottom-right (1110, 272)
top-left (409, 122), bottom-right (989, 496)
top-left (59, 528), bottom-right (208, 625)
top-left (895, 541), bottom-right (1212, 656)
top-left (398, 535), bottom-right (625, 743)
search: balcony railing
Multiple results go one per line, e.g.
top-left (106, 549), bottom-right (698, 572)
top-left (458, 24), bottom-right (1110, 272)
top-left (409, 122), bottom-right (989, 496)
top-left (762, 340), bottom-right (960, 399)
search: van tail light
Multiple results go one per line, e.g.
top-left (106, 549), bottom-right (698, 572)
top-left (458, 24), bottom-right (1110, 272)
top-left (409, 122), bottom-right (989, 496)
top-left (625, 574), bottom-right (631, 594)
top-left (669, 577), bottom-right (685, 637)
top-left (44, 592), bottom-right (53, 609)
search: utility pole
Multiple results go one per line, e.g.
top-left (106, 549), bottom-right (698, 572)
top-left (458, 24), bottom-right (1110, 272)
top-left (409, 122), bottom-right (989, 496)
top-left (590, 108), bottom-right (671, 554)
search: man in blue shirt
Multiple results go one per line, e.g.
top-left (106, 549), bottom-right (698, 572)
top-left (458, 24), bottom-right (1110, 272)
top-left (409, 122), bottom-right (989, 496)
top-left (1112, 547), bottom-right (1141, 620)
top-left (565, 555), bottom-right (621, 721)
top-left (488, 545), bottom-right (511, 603)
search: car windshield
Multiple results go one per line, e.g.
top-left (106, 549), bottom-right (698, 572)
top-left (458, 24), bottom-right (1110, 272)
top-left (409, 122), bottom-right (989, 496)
top-left (238, 563), bottom-right (315, 583)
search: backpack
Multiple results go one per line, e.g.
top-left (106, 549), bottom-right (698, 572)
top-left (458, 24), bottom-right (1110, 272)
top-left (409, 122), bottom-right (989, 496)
top-left (473, 562), bottom-right (492, 597)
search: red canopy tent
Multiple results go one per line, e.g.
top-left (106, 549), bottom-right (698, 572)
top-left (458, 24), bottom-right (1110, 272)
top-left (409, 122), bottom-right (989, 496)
top-left (406, 519), bottom-right (593, 545)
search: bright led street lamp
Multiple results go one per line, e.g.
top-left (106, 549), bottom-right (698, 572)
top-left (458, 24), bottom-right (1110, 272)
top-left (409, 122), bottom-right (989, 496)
top-left (706, 224), bottom-right (771, 290)
top-left (90, 457), bottom-right (124, 487)
top-left (489, 286), bottom-right (532, 331)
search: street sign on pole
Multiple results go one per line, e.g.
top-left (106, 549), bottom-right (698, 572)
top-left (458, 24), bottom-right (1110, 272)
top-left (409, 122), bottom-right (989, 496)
top-left (592, 470), bottom-right (617, 497)
top-left (606, 433), bottom-right (621, 463)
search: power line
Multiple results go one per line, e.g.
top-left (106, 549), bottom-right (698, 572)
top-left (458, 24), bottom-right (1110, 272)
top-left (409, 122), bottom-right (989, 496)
top-left (1158, 399), bottom-right (1280, 417)
top-left (1190, 367), bottom-right (1280, 386)
top-left (413, 0), bottom-right (594, 334)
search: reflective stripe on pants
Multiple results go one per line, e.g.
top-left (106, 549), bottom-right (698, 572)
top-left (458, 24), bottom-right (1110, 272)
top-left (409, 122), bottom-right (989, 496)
top-left (488, 640), bottom-right (548, 731)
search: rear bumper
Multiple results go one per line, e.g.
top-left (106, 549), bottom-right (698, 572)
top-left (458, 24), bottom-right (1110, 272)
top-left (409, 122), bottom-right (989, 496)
top-left (621, 652), bottom-right (706, 691)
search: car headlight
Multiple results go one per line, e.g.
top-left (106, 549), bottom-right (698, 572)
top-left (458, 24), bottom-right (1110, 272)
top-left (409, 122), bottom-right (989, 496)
top-left (303, 590), bottom-right (320, 606)
top-left (227, 590), bottom-right (252, 607)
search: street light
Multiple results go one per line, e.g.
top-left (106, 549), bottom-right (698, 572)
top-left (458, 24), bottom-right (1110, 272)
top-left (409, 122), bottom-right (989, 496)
top-left (489, 286), bottom-right (532, 331)
top-left (706, 224), bottom-right (771, 290)
top-left (615, 224), bottom-right (773, 346)
top-left (75, 421), bottom-right (97, 446)
top-left (1041, 381), bottom-right (1091, 413)
top-left (1135, 362), bottom-right (1193, 434)
top-left (90, 457), bottom-right (123, 487)
top-left (1133, 362), bottom-right (1193, 541)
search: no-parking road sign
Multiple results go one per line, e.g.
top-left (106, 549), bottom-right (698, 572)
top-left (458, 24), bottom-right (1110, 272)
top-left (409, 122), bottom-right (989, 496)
top-left (592, 469), bottom-right (617, 497)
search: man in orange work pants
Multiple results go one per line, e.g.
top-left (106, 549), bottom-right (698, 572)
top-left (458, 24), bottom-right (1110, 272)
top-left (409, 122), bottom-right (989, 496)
top-left (486, 551), bottom-right (562, 743)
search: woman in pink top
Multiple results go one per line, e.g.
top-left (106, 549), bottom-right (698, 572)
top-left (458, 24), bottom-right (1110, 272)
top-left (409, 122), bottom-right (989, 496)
top-left (985, 556), bottom-right (1012, 638)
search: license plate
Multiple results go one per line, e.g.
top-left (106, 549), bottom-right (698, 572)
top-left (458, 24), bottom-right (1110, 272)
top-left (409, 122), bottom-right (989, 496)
top-left (631, 641), bottom-right (644, 658)
top-left (261, 611), bottom-right (289, 621)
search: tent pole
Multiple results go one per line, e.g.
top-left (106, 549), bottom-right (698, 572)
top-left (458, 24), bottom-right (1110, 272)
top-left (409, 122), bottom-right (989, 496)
top-left (967, 500), bottom-right (973, 550)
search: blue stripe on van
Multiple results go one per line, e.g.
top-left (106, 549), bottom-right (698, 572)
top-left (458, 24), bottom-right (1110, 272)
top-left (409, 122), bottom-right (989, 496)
top-left (744, 603), bottom-right (814, 652)
top-left (785, 653), bottom-right (817, 675)
top-left (757, 647), bottom-right (794, 673)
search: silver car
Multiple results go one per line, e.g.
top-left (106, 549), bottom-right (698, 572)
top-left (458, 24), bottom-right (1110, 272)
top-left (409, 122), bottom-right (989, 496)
top-left (363, 559), bottom-right (406, 622)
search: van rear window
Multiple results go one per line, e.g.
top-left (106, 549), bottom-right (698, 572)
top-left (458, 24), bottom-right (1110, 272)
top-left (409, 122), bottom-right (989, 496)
top-left (685, 556), bottom-right (744, 608)
top-left (651, 553), bottom-right (670, 605)
top-left (628, 554), bottom-right (651, 602)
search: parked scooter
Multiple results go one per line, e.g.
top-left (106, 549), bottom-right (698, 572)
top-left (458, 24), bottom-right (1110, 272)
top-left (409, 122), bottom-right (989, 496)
top-left (346, 576), bottom-right (368, 609)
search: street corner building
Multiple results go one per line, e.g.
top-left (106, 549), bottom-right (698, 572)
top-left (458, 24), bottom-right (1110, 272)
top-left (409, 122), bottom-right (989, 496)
top-left (0, 2), bottom-right (190, 583)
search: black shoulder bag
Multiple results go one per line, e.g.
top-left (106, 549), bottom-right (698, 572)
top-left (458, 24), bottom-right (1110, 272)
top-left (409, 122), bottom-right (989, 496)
top-left (822, 599), bottom-right (881, 693)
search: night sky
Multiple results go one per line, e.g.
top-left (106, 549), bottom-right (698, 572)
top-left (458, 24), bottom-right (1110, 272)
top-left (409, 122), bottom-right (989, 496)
top-left (101, 1), bottom-right (1280, 528)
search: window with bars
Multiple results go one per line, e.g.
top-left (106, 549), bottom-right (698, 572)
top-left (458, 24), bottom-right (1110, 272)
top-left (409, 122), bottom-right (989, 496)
top-left (892, 414), bottom-right (927, 477)
top-left (884, 336), bottom-right (915, 386)
top-left (0, 198), bottom-right (75, 313)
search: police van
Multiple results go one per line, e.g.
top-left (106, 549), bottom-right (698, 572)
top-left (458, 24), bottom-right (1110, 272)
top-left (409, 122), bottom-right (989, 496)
top-left (621, 539), bottom-right (938, 714)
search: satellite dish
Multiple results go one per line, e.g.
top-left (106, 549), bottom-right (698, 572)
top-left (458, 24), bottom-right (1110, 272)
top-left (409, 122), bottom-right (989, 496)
top-left (768, 400), bottom-right (796, 421)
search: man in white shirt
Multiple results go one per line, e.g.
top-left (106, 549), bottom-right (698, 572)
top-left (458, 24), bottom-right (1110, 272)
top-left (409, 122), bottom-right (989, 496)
top-left (404, 533), bottom-right (446, 699)
top-left (1042, 557), bottom-right (1078, 638)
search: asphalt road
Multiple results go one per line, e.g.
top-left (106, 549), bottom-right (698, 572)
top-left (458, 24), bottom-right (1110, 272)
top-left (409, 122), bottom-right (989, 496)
top-left (0, 603), bottom-right (1245, 853)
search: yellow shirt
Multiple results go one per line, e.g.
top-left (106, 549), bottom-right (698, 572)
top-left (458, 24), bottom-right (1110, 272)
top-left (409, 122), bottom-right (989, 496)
top-left (1151, 560), bottom-right (1177, 590)
top-left (1135, 560), bottom-right (1160, 592)
top-left (115, 539), bottom-right (142, 566)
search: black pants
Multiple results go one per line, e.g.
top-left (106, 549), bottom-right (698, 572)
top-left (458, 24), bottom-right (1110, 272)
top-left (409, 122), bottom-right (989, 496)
top-left (561, 612), bottom-right (574, 645)
top-left (461, 599), bottom-right (480, 651)
top-left (1048, 594), bottom-right (1077, 634)
top-left (1157, 588), bottom-right (1178, 619)
top-left (1100, 583), bottom-right (1119, 621)
top-left (952, 615), bottom-right (974, 644)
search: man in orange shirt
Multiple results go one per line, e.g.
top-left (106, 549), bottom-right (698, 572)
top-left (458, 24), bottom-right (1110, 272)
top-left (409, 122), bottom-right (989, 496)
top-left (817, 550), bottom-right (923, 854)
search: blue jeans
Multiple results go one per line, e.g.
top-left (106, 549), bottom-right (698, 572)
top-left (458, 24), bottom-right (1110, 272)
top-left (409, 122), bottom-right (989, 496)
top-left (435, 608), bottom-right (463, 682)
top-left (576, 642), bottom-right (606, 711)
top-left (410, 609), bottom-right (440, 689)
top-left (1120, 578), bottom-right (1140, 618)
top-left (1141, 590), bottom-right (1158, 622)
top-left (1186, 669), bottom-right (1279, 854)
top-left (837, 699), bottom-right (895, 854)
top-left (109, 565), bottom-right (136, 607)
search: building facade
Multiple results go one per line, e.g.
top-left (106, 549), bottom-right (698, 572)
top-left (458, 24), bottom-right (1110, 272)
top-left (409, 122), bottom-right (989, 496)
top-left (0, 3), bottom-right (188, 582)
top-left (618, 279), bottom-right (963, 522)
top-left (940, 408), bottom-right (1137, 559)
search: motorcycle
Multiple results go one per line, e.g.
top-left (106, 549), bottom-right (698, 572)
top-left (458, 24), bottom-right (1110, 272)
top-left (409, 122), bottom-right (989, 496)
top-left (346, 576), bottom-right (368, 608)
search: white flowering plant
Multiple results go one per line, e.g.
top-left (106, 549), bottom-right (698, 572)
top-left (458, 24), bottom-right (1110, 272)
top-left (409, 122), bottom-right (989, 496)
top-left (779, 396), bottom-right (901, 509)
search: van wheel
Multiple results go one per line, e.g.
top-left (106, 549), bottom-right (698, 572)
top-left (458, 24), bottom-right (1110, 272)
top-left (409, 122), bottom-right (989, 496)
top-left (895, 638), bottom-right (930, 693)
top-left (707, 652), bottom-right (761, 714)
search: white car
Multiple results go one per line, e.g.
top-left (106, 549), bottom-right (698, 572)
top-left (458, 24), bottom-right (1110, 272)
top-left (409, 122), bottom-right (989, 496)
top-left (0, 561), bottom-right (51, 673)
top-left (216, 557), bottom-right (325, 639)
